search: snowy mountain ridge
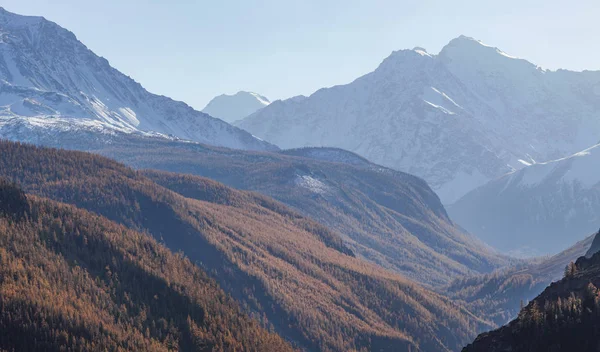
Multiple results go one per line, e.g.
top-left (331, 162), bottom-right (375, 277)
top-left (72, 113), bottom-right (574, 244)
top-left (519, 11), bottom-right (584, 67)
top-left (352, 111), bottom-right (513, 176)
top-left (0, 7), bottom-right (277, 151)
top-left (448, 143), bottom-right (600, 256)
top-left (238, 35), bottom-right (600, 202)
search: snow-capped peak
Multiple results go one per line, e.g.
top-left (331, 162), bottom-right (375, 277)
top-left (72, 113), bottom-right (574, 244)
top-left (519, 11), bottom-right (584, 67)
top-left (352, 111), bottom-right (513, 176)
top-left (440, 35), bottom-right (519, 60)
top-left (412, 47), bottom-right (431, 57)
top-left (247, 91), bottom-right (271, 106)
top-left (0, 7), bottom-right (277, 151)
top-left (238, 35), bottom-right (600, 203)
top-left (202, 91), bottom-right (271, 124)
top-left (438, 35), bottom-right (540, 78)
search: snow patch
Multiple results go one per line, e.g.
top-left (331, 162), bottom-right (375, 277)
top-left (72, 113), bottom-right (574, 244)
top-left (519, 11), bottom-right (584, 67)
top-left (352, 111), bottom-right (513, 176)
top-left (423, 100), bottom-right (455, 115)
top-left (518, 159), bottom-right (532, 166)
top-left (413, 47), bottom-right (431, 57)
top-left (294, 175), bottom-right (329, 194)
top-left (118, 107), bottom-right (140, 126)
top-left (422, 87), bottom-right (462, 115)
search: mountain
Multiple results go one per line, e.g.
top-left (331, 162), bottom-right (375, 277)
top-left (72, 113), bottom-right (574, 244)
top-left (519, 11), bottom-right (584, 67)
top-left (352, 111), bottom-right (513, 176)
top-left (446, 232), bottom-right (595, 327)
top-left (585, 230), bottom-right (600, 257)
top-left (0, 140), bottom-right (495, 352)
top-left (202, 91), bottom-right (270, 123)
top-left (238, 35), bottom-right (600, 203)
top-left (463, 236), bottom-right (600, 352)
top-left (448, 144), bottom-right (600, 257)
top-left (10, 127), bottom-right (510, 287)
top-left (0, 179), bottom-right (294, 351)
top-left (119, 142), bottom-right (511, 286)
top-left (0, 7), bottom-right (276, 151)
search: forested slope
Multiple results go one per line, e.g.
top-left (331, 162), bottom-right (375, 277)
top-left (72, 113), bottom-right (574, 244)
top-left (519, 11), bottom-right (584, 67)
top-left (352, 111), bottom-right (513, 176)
top-left (0, 140), bottom-right (491, 352)
top-left (0, 179), bottom-right (293, 351)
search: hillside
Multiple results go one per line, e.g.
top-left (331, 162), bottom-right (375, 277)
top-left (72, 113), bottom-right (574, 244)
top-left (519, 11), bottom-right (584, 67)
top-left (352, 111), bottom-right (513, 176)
top-left (447, 233), bottom-right (595, 326)
top-left (0, 7), bottom-right (275, 151)
top-left (0, 140), bottom-right (493, 352)
top-left (0, 124), bottom-right (509, 286)
top-left (463, 233), bottom-right (600, 351)
top-left (104, 135), bottom-right (509, 287)
top-left (0, 179), bottom-right (293, 351)
top-left (238, 36), bottom-right (600, 203)
top-left (449, 144), bottom-right (600, 257)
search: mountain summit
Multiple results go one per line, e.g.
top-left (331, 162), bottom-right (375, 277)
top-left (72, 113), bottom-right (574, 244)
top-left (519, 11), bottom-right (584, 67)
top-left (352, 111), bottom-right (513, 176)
top-left (202, 91), bottom-right (270, 123)
top-left (0, 8), bottom-right (276, 151)
top-left (238, 35), bottom-right (600, 202)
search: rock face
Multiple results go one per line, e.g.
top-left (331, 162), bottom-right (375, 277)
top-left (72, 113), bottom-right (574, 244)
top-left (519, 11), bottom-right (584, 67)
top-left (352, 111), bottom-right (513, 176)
top-left (202, 91), bottom-right (270, 123)
top-left (449, 144), bottom-right (600, 256)
top-left (0, 7), bottom-right (276, 151)
top-left (238, 36), bottom-right (600, 203)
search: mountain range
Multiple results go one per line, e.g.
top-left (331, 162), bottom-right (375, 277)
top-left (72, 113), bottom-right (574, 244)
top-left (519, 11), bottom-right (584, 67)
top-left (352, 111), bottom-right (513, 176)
top-left (0, 124), bottom-right (510, 287)
top-left (238, 36), bottom-right (600, 203)
top-left (2, 5), bottom-right (600, 351)
top-left (449, 143), bottom-right (600, 256)
top-left (0, 7), bottom-right (275, 151)
top-left (0, 6), bottom-right (513, 287)
top-left (0, 140), bottom-right (493, 352)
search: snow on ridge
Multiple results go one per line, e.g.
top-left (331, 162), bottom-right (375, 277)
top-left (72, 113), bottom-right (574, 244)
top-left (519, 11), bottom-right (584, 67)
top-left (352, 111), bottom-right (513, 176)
top-left (240, 34), bottom-right (600, 203)
top-left (412, 47), bottom-right (432, 57)
top-left (0, 115), bottom-right (138, 134)
top-left (447, 35), bottom-right (520, 59)
top-left (0, 7), bottom-right (275, 152)
top-left (247, 92), bottom-right (271, 106)
top-left (509, 143), bottom-right (600, 188)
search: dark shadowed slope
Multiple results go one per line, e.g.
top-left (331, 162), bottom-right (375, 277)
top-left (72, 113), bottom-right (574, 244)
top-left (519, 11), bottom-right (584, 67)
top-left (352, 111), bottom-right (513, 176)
top-left (585, 228), bottom-right (600, 257)
top-left (0, 140), bottom-right (492, 352)
top-left (447, 232), bottom-right (595, 327)
top-left (463, 232), bottom-right (600, 352)
top-left (0, 180), bottom-right (293, 352)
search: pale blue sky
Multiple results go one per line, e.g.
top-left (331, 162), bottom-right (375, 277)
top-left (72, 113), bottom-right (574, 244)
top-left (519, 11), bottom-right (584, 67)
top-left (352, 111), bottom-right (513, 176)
top-left (4, 0), bottom-right (599, 110)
